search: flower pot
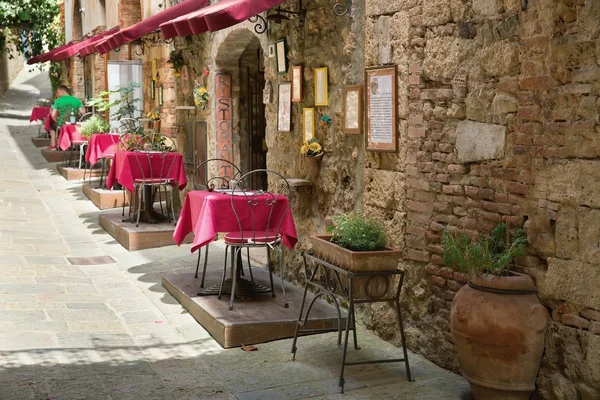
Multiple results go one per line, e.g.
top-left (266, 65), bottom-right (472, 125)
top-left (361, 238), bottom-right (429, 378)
top-left (153, 120), bottom-right (161, 133)
top-left (309, 235), bottom-right (401, 299)
top-left (308, 153), bottom-right (323, 182)
top-left (450, 273), bottom-right (549, 400)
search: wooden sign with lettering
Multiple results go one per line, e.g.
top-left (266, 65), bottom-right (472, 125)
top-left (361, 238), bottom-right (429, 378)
top-left (215, 73), bottom-right (234, 179)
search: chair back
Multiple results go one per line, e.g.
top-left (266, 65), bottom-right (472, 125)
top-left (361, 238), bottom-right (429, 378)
top-left (78, 112), bottom-right (94, 123)
top-left (194, 158), bottom-right (241, 190)
top-left (132, 132), bottom-right (179, 185)
top-left (230, 169), bottom-right (291, 244)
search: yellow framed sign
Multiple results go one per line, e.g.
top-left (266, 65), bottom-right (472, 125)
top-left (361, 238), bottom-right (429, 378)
top-left (303, 108), bottom-right (314, 142)
top-left (314, 67), bottom-right (328, 106)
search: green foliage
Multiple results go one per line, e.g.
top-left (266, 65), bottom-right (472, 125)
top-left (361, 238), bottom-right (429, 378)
top-left (78, 115), bottom-right (110, 138)
top-left (86, 82), bottom-right (141, 133)
top-left (327, 212), bottom-right (387, 252)
top-left (167, 50), bottom-right (184, 74)
top-left (0, 0), bottom-right (62, 60)
top-left (441, 223), bottom-right (528, 276)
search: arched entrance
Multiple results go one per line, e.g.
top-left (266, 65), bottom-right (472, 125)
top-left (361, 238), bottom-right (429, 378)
top-left (215, 30), bottom-right (267, 190)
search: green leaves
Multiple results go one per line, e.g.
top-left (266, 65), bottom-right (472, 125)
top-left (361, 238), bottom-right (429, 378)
top-left (441, 222), bottom-right (528, 277)
top-left (329, 212), bottom-right (387, 252)
top-left (78, 115), bottom-right (110, 138)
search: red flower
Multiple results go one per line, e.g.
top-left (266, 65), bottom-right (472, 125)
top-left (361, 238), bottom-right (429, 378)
top-left (202, 68), bottom-right (209, 76)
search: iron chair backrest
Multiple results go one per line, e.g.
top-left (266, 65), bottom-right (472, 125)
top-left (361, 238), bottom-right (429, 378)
top-left (230, 169), bottom-right (292, 245)
top-left (132, 132), bottom-right (179, 186)
top-left (78, 112), bottom-right (95, 123)
top-left (111, 117), bottom-right (140, 134)
top-left (194, 158), bottom-right (242, 191)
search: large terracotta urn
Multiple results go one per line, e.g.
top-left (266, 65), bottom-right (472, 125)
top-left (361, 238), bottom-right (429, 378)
top-left (450, 273), bottom-right (549, 400)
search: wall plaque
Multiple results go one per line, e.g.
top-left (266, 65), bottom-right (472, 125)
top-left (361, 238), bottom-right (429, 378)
top-left (181, 65), bottom-right (190, 95)
top-left (215, 73), bottom-right (234, 178)
top-left (365, 65), bottom-right (397, 152)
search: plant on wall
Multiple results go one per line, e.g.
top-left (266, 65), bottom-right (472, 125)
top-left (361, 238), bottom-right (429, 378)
top-left (300, 138), bottom-right (323, 158)
top-left (167, 50), bottom-right (184, 77)
top-left (86, 82), bottom-right (142, 133)
top-left (193, 68), bottom-right (210, 110)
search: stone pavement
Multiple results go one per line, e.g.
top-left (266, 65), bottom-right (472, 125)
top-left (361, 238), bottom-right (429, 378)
top-left (0, 68), bottom-right (472, 399)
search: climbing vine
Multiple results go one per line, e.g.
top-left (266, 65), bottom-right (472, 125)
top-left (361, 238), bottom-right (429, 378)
top-left (0, 0), bottom-right (62, 60)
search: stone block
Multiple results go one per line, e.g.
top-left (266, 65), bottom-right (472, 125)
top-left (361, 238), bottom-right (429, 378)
top-left (540, 258), bottom-right (600, 310)
top-left (582, 309), bottom-right (600, 322)
top-left (490, 91), bottom-right (518, 115)
top-left (543, 160), bottom-right (600, 209)
top-left (365, 0), bottom-right (411, 16)
top-left (578, 209), bottom-right (600, 265)
top-left (423, 0), bottom-right (452, 26)
top-left (455, 120), bottom-right (506, 162)
top-left (423, 37), bottom-right (477, 81)
top-left (479, 41), bottom-right (520, 77)
top-left (473, 0), bottom-right (502, 15)
top-left (364, 168), bottom-right (405, 210)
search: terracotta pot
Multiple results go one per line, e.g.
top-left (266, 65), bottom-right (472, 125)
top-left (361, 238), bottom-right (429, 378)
top-left (450, 273), bottom-right (549, 400)
top-left (308, 153), bottom-right (323, 182)
top-left (309, 235), bottom-right (401, 299)
top-left (153, 120), bottom-right (161, 133)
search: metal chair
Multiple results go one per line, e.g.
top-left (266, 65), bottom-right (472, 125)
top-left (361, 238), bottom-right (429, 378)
top-left (220, 169), bottom-right (292, 310)
top-left (131, 132), bottom-right (179, 227)
top-left (192, 158), bottom-right (244, 288)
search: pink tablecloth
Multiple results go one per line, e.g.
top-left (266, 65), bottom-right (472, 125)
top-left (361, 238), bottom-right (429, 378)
top-left (30, 106), bottom-right (50, 122)
top-left (173, 190), bottom-right (298, 253)
top-left (105, 150), bottom-right (188, 193)
top-left (86, 133), bottom-right (119, 165)
top-left (58, 124), bottom-right (86, 151)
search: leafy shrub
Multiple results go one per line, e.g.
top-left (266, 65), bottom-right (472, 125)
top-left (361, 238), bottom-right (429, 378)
top-left (78, 115), bottom-right (110, 138)
top-left (327, 212), bottom-right (387, 252)
top-left (441, 223), bottom-right (528, 276)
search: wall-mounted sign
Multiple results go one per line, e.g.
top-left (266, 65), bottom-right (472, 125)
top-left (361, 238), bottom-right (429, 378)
top-left (278, 83), bottom-right (291, 132)
top-left (343, 85), bottom-right (363, 134)
top-left (291, 65), bottom-right (303, 102)
top-left (314, 67), bottom-right (328, 106)
top-left (365, 65), bottom-right (397, 152)
top-left (152, 59), bottom-right (157, 80)
top-left (215, 73), bottom-right (234, 178)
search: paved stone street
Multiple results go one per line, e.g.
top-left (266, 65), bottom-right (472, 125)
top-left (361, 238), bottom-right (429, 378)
top-left (0, 68), bottom-right (471, 399)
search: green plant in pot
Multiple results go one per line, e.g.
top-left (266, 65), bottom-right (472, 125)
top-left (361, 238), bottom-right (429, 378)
top-left (309, 212), bottom-right (401, 299)
top-left (78, 115), bottom-right (110, 138)
top-left (442, 223), bottom-right (549, 400)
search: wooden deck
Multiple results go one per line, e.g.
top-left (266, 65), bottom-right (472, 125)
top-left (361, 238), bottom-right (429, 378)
top-left (163, 267), bottom-right (344, 349)
top-left (57, 165), bottom-right (103, 181)
top-left (98, 210), bottom-right (189, 251)
top-left (31, 136), bottom-right (50, 147)
top-left (82, 184), bottom-right (130, 209)
top-left (41, 148), bottom-right (78, 163)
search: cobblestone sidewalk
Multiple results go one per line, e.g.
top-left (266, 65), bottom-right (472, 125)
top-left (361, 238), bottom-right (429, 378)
top-left (0, 68), bottom-right (471, 399)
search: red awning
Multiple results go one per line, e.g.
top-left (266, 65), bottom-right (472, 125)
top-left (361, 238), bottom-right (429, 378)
top-left (107, 0), bottom-right (209, 51)
top-left (51, 26), bottom-right (120, 62)
top-left (27, 42), bottom-right (74, 65)
top-left (159, 0), bottom-right (286, 40)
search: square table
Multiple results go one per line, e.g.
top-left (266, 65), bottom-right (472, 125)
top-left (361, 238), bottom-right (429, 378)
top-left (58, 124), bottom-right (86, 151)
top-left (86, 133), bottom-right (120, 166)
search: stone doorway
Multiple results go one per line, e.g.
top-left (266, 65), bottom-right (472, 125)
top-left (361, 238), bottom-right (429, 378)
top-left (238, 38), bottom-right (266, 190)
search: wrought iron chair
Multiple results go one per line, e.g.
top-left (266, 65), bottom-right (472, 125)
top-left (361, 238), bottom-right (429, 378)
top-left (220, 169), bottom-right (292, 310)
top-left (192, 158), bottom-right (244, 288)
top-left (131, 132), bottom-right (179, 227)
top-left (65, 112), bottom-right (95, 170)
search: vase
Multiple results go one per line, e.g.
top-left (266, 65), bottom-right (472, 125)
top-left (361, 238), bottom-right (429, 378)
top-left (450, 273), bottom-right (549, 399)
top-left (308, 153), bottom-right (323, 182)
top-left (153, 120), bottom-right (161, 133)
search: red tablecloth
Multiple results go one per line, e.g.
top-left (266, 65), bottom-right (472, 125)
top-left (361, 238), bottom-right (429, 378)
top-left (86, 133), bottom-right (119, 165)
top-left (58, 124), bottom-right (87, 151)
top-left (173, 190), bottom-right (298, 253)
top-left (105, 150), bottom-right (188, 193)
top-left (30, 106), bottom-right (50, 122)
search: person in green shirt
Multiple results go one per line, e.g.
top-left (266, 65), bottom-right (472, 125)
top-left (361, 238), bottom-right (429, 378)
top-left (47, 85), bottom-right (85, 150)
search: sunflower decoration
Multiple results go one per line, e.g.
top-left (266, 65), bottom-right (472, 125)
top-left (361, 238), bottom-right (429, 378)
top-left (146, 108), bottom-right (161, 121)
top-left (168, 50), bottom-right (185, 77)
top-left (193, 69), bottom-right (210, 110)
top-left (300, 137), bottom-right (323, 158)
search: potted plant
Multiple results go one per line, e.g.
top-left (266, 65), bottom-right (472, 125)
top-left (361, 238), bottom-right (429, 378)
top-left (167, 50), bottom-right (184, 77)
top-left (147, 108), bottom-right (161, 133)
top-left (442, 223), bottom-right (549, 400)
top-left (193, 68), bottom-right (210, 110)
top-left (309, 212), bottom-right (401, 299)
top-left (300, 137), bottom-right (323, 181)
top-left (78, 114), bottom-right (110, 138)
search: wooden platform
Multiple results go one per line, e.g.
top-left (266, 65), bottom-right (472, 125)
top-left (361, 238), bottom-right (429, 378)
top-left (163, 268), bottom-right (344, 348)
top-left (57, 165), bottom-right (103, 181)
top-left (98, 211), bottom-right (188, 251)
top-left (31, 136), bottom-right (50, 147)
top-left (82, 184), bottom-right (130, 209)
top-left (41, 148), bottom-right (78, 163)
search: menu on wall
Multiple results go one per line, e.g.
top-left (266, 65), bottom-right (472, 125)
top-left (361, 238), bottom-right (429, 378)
top-left (365, 66), bottom-right (398, 152)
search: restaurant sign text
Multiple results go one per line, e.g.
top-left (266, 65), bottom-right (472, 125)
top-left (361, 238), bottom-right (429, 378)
top-left (215, 73), bottom-right (234, 179)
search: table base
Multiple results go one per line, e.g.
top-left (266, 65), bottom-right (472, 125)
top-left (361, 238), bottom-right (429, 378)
top-left (197, 278), bottom-right (274, 299)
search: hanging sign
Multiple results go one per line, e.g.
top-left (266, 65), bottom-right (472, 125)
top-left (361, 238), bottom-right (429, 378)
top-left (215, 73), bottom-right (234, 179)
top-left (181, 65), bottom-right (190, 95)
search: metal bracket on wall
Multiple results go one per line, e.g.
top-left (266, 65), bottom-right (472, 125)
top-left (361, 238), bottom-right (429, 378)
top-left (333, 0), bottom-right (351, 16)
top-left (248, 15), bottom-right (268, 35)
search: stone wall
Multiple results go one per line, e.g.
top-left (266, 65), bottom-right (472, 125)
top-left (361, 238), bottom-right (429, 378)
top-left (0, 33), bottom-right (24, 96)
top-left (363, 0), bottom-right (600, 397)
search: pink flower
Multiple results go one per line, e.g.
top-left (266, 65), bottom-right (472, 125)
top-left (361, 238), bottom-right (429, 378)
top-left (202, 68), bottom-right (209, 76)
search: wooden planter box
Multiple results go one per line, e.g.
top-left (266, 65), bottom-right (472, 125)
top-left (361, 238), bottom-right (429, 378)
top-left (309, 235), bottom-right (402, 299)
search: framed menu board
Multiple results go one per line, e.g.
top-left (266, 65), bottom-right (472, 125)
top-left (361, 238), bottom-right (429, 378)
top-left (365, 65), bottom-right (397, 152)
